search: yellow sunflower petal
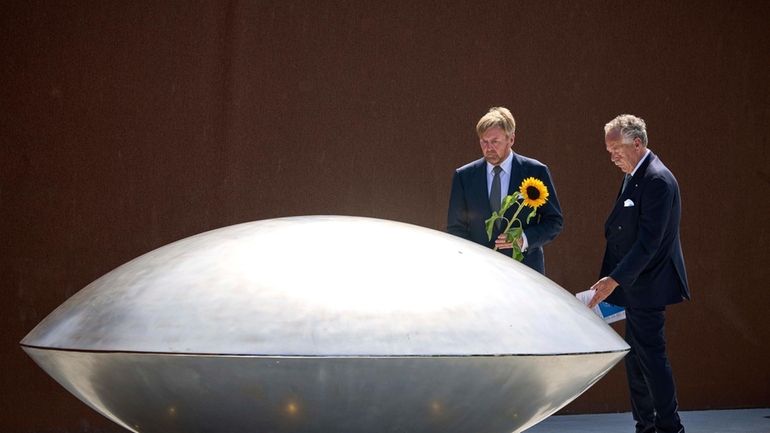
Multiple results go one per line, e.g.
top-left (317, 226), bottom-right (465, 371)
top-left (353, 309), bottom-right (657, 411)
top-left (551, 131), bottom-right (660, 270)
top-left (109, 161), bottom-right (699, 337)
top-left (519, 177), bottom-right (549, 209)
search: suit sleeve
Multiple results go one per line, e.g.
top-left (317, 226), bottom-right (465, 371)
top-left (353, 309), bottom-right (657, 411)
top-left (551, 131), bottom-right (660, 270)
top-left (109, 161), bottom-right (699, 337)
top-left (609, 177), bottom-right (674, 288)
top-left (447, 171), bottom-right (471, 240)
top-left (522, 165), bottom-right (563, 249)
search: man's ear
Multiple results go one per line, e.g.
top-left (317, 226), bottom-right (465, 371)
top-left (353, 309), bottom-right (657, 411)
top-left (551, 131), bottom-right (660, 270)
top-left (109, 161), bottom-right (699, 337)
top-left (509, 133), bottom-right (516, 147)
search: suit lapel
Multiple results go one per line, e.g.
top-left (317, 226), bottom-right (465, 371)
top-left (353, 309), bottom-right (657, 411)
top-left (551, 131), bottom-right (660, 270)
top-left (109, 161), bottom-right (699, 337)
top-left (472, 159), bottom-right (492, 215)
top-left (606, 176), bottom-right (628, 224)
top-left (606, 151), bottom-right (655, 225)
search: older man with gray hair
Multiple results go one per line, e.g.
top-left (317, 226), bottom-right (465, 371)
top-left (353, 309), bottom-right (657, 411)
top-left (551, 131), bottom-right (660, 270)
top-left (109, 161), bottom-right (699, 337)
top-left (589, 114), bottom-right (690, 433)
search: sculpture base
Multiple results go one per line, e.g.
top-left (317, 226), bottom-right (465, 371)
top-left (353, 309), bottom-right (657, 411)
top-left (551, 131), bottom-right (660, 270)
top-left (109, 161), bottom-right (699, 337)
top-left (24, 347), bottom-right (626, 433)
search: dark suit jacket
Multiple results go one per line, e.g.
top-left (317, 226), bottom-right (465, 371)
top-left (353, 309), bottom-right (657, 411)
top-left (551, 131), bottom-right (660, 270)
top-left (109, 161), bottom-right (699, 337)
top-left (447, 153), bottom-right (563, 274)
top-left (602, 151), bottom-right (690, 308)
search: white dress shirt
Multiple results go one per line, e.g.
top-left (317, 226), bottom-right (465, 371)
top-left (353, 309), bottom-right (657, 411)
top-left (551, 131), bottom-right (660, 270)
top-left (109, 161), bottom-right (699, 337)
top-left (630, 149), bottom-right (651, 176)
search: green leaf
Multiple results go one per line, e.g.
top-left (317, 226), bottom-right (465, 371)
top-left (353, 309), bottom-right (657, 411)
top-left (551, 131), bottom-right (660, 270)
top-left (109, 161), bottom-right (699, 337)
top-left (526, 209), bottom-right (538, 224)
top-left (514, 249), bottom-right (524, 261)
top-left (500, 194), bottom-right (516, 213)
top-left (485, 213), bottom-right (497, 241)
top-left (511, 243), bottom-right (524, 261)
top-left (506, 227), bottom-right (523, 243)
top-left (504, 227), bottom-right (524, 260)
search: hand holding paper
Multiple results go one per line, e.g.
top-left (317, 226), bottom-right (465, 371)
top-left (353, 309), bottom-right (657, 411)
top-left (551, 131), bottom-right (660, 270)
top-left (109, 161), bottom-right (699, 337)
top-left (577, 289), bottom-right (626, 324)
top-left (588, 276), bottom-right (619, 308)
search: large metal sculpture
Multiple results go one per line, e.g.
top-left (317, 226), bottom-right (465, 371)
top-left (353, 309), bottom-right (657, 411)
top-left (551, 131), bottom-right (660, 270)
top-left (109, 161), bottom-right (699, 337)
top-left (21, 216), bottom-right (629, 433)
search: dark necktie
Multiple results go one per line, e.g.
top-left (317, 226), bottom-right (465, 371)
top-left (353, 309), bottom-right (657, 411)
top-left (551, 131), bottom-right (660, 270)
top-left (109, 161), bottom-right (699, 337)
top-left (490, 166), bottom-right (502, 214)
top-left (621, 174), bottom-right (631, 194)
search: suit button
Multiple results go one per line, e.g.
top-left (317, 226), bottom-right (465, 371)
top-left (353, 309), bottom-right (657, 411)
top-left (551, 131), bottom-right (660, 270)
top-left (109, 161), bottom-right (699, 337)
top-left (618, 225), bottom-right (622, 230)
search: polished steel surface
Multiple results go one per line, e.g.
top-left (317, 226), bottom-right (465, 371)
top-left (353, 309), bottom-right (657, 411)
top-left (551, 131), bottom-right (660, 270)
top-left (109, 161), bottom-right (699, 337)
top-left (24, 349), bottom-right (626, 433)
top-left (22, 216), bottom-right (627, 356)
top-left (22, 216), bottom-right (629, 432)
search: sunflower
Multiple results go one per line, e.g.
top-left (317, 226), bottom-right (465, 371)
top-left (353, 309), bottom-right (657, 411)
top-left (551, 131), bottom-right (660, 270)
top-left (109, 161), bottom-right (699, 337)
top-left (519, 177), bottom-right (549, 208)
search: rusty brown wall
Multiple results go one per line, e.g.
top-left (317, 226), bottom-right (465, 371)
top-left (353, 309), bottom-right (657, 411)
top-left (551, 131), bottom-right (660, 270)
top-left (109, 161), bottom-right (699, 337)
top-left (2, 1), bottom-right (769, 431)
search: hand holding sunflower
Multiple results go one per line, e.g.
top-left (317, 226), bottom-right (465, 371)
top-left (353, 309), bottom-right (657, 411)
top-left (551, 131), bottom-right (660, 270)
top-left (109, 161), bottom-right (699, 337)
top-left (485, 177), bottom-right (550, 261)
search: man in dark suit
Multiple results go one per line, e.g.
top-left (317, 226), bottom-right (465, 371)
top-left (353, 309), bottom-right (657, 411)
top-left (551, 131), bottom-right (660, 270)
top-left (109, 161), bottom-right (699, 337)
top-left (589, 114), bottom-right (690, 433)
top-left (447, 107), bottom-right (563, 274)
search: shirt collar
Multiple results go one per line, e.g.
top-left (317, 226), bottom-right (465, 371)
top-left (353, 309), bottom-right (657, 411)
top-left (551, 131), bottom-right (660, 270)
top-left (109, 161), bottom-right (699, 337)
top-left (630, 149), bottom-right (651, 176)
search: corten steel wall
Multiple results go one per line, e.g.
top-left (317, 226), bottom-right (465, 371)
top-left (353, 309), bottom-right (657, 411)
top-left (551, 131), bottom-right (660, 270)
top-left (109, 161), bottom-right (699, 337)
top-left (2, 1), bottom-right (769, 431)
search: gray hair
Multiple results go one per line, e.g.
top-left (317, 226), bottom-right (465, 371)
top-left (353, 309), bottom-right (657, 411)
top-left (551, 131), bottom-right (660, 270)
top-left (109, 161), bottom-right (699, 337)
top-left (604, 114), bottom-right (648, 146)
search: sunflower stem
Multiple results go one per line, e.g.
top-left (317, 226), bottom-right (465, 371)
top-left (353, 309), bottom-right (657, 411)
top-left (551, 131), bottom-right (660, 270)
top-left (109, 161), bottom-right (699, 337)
top-left (493, 202), bottom-right (526, 251)
top-left (488, 178), bottom-right (549, 259)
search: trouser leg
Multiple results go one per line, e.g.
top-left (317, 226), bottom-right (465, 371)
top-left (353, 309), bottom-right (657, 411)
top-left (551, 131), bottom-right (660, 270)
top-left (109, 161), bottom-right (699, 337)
top-left (626, 307), bottom-right (684, 433)
top-left (625, 316), bottom-right (655, 433)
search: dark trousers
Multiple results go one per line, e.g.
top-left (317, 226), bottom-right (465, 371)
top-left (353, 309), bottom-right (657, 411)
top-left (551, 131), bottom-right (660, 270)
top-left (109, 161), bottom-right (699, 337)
top-left (625, 307), bottom-right (684, 433)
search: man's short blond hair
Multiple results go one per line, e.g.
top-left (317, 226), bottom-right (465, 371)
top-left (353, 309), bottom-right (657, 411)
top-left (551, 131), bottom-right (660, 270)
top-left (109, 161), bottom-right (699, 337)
top-left (476, 107), bottom-right (516, 137)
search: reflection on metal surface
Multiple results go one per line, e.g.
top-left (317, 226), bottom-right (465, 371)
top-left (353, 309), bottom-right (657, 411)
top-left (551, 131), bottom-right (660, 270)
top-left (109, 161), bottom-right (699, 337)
top-left (21, 216), bottom-right (629, 433)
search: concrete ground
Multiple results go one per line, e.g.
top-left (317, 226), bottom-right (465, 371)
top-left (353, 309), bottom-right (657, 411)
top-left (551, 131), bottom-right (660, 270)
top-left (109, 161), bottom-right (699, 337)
top-left (526, 408), bottom-right (770, 433)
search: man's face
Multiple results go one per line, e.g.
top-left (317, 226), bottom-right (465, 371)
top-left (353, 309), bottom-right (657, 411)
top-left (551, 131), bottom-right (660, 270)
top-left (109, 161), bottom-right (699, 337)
top-left (605, 129), bottom-right (644, 174)
top-left (479, 127), bottom-right (514, 165)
